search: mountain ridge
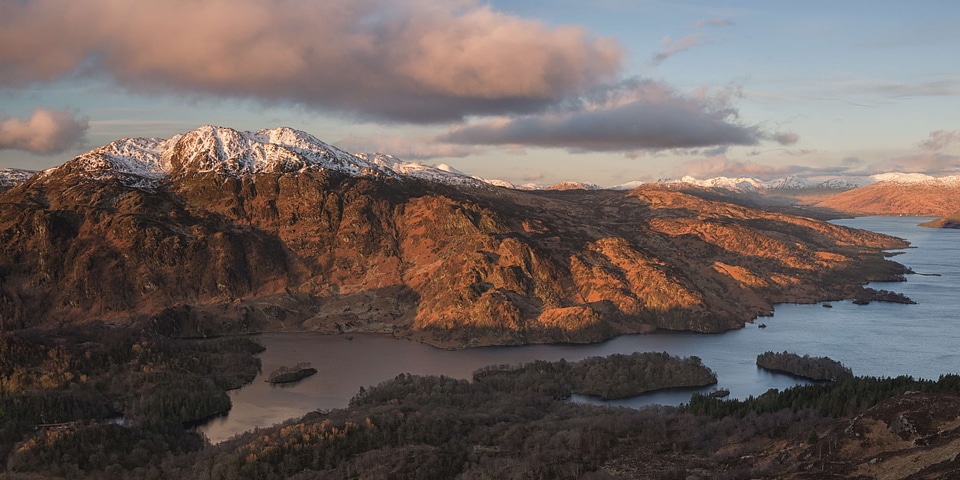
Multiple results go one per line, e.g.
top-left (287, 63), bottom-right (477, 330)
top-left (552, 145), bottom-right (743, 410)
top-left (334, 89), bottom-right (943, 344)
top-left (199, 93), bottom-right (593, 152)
top-left (4, 127), bottom-right (960, 220)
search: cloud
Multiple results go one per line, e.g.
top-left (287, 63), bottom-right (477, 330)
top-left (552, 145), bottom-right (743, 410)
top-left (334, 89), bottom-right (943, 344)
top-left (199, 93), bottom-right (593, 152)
top-left (0, 0), bottom-right (622, 123)
top-left (919, 130), bottom-right (960, 151)
top-left (869, 152), bottom-right (960, 176)
top-left (650, 34), bottom-right (703, 67)
top-left (772, 132), bottom-right (800, 145)
top-left (860, 80), bottom-right (960, 98)
top-left (677, 155), bottom-right (806, 179)
top-left (677, 150), bottom-right (960, 181)
top-left (0, 108), bottom-right (89, 154)
top-left (694, 18), bottom-right (734, 28)
top-left (439, 80), bottom-right (783, 154)
top-left (336, 134), bottom-right (484, 160)
top-left (522, 172), bottom-right (545, 182)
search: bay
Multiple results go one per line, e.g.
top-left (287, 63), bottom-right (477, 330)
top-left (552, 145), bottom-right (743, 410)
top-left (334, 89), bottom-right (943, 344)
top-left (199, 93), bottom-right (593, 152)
top-left (199, 216), bottom-right (960, 443)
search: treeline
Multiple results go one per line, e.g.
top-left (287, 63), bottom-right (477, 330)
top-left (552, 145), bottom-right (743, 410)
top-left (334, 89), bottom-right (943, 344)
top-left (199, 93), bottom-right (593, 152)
top-left (472, 352), bottom-right (717, 400)
top-left (153, 372), bottom-right (817, 480)
top-left (756, 351), bottom-right (853, 381)
top-left (0, 324), bottom-right (264, 475)
top-left (4, 334), bottom-right (960, 479)
top-left (683, 374), bottom-right (960, 419)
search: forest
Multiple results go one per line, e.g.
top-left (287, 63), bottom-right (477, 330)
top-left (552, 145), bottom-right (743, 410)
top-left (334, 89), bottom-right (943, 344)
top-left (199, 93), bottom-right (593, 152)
top-left (755, 351), bottom-right (854, 382)
top-left (472, 352), bottom-right (717, 400)
top-left (3, 325), bottom-right (960, 479)
top-left (0, 325), bottom-right (263, 477)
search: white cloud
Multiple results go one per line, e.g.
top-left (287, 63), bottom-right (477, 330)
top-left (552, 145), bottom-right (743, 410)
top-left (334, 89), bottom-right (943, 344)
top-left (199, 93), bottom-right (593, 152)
top-left (650, 34), bottom-right (704, 67)
top-left (0, 108), bottom-right (89, 154)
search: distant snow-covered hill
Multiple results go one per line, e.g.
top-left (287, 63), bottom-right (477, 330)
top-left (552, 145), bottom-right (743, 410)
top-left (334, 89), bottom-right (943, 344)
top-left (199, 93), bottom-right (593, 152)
top-left (0, 168), bottom-right (35, 188)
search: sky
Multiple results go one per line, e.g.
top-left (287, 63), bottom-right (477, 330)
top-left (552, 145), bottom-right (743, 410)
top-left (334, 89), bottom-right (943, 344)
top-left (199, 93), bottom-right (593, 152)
top-left (1, 0), bottom-right (959, 187)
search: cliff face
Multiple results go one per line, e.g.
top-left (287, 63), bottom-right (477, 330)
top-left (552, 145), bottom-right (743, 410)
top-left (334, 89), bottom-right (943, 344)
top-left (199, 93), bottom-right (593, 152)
top-left (0, 136), bottom-right (911, 347)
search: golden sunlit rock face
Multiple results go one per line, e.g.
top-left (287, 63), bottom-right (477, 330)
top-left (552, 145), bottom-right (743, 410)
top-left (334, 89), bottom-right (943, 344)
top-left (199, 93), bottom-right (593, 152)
top-left (0, 167), bottom-right (909, 347)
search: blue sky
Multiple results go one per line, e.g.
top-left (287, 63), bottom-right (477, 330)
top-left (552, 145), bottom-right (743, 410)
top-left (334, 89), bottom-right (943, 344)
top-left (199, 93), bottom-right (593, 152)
top-left (1, 0), bottom-right (958, 187)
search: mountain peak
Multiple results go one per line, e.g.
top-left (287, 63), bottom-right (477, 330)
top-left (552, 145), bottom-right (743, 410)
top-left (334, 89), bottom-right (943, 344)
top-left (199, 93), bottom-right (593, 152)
top-left (42, 125), bottom-right (513, 189)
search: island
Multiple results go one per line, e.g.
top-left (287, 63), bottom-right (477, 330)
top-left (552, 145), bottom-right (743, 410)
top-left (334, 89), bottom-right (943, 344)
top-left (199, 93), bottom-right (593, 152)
top-left (472, 351), bottom-right (717, 400)
top-left (266, 363), bottom-right (318, 384)
top-left (756, 351), bottom-right (853, 382)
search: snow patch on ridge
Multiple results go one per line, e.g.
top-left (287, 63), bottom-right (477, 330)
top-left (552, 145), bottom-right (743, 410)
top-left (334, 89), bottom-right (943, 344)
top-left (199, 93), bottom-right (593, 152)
top-left (869, 172), bottom-right (960, 186)
top-left (0, 168), bottom-right (36, 188)
top-left (55, 125), bottom-right (516, 189)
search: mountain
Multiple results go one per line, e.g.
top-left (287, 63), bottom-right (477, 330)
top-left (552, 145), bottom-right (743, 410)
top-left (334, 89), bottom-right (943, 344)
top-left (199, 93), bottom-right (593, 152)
top-left (814, 174), bottom-right (960, 216)
top-left (650, 173), bottom-right (960, 216)
top-left (0, 168), bottom-right (35, 190)
top-left (0, 126), bottom-right (910, 347)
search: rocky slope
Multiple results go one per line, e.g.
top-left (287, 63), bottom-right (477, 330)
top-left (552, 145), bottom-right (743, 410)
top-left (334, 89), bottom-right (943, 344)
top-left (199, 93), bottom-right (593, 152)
top-left (0, 126), bottom-right (911, 347)
top-left (743, 392), bottom-right (960, 479)
top-left (0, 168), bottom-right (34, 190)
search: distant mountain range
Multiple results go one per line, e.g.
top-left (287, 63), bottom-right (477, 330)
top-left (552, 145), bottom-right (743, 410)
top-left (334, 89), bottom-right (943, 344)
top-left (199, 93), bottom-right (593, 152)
top-left (0, 125), bottom-right (910, 347)
top-left (7, 139), bottom-right (959, 218)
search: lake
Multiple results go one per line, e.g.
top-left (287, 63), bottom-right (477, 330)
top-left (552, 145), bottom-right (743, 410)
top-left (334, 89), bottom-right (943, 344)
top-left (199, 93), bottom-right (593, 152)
top-left (198, 216), bottom-right (960, 443)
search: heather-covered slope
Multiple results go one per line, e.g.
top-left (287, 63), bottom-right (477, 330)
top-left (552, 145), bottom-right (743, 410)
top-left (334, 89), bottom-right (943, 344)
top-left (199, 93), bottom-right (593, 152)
top-left (0, 126), bottom-right (911, 347)
top-left (920, 210), bottom-right (960, 228)
top-left (814, 175), bottom-right (960, 216)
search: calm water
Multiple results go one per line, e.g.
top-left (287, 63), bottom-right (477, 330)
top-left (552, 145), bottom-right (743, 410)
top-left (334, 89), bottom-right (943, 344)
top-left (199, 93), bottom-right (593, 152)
top-left (199, 216), bottom-right (960, 443)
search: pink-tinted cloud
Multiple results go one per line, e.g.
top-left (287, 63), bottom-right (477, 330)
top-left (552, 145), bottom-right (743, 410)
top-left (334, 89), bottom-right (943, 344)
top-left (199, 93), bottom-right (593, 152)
top-left (919, 130), bottom-right (960, 151)
top-left (869, 152), bottom-right (960, 176)
top-left (336, 134), bottom-right (484, 160)
top-left (0, 108), bottom-right (88, 154)
top-left (677, 150), bottom-right (960, 181)
top-left (650, 34), bottom-right (704, 66)
top-left (0, 0), bottom-right (622, 123)
top-left (439, 80), bottom-right (782, 154)
top-left (677, 155), bottom-right (802, 179)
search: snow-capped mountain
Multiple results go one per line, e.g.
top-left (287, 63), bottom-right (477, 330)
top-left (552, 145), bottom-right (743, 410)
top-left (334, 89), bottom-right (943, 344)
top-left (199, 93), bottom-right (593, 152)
top-left (651, 173), bottom-right (958, 194)
top-left (43, 125), bottom-right (510, 190)
top-left (677, 176), bottom-right (765, 192)
top-left (611, 180), bottom-right (646, 190)
top-left (545, 181), bottom-right (603, 191)
top-left (0, 168), bottom-right (35, 188)
top-left (764, 175), bottom-right (810, 190)
top-left (355, 152), bottom-right (514, 189)
top-left (869, 172), bottom-right (960, 186)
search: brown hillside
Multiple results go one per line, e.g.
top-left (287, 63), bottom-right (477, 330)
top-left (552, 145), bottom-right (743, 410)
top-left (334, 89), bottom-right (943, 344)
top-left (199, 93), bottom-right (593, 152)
top-left (815, 182), bottom-right (960, 216)
top-left (920, 210), bottom-right (960, 228)
top-left (0, 163), bottom-right (910, 347)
